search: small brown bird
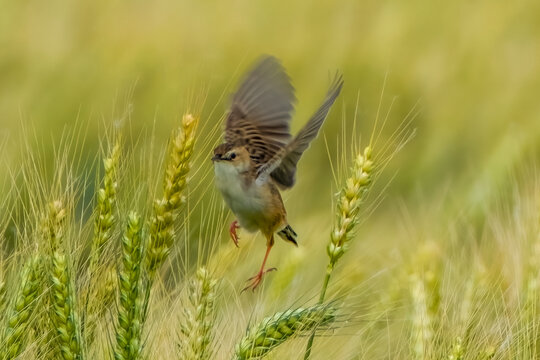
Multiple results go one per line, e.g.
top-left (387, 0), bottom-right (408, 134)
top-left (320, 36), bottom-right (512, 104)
top-left (212, 56), bottom-right (343, 291)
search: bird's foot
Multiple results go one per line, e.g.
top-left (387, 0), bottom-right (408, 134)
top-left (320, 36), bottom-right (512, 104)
top-left (229, 220), bottom-right (240, 247)
top-left (242, 267), bottom-right (277, 292)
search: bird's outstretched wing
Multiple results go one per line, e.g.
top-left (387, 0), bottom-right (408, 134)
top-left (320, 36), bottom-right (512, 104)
top-left (258, 74), bottom-right (344, 188)
top-left (225, 56), bottom-right (296, 172)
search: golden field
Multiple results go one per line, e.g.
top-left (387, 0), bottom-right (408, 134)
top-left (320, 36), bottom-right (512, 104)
top-left (1, 0), bottom-right (540, 359)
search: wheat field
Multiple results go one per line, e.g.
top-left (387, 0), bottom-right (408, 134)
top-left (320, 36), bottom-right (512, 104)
top-left (1, 0), bottom-right (540, 359)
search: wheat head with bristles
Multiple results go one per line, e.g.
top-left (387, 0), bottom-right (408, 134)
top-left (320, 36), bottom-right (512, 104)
top-left (409, 272), bottom-right (433, 360)
top-left (304, 145), bottom-right (374, 359)
top-left (0, 255), bottom-right (41, 360)
top-left (42, 200), bottom-right (68, 253)
top-left (89, 139), bottom-right (121, 276)
top-left (84, 139), bottom-right (122, 345)
top-left (235, 304), bottom-right (336, 360)
top-left (447, 337), bottom-right (464, 360)
top-left (50, 251), bottom-right (84, 360)
top-left (326, 146), bottom-right (374, 270)
top-left (33, 199), bottom-right (70, 359)
top-left (178, 267), bottom-right (217, 360)
top-left (43, 200), bottom-right (84, 360)
top-left (145, 113), bottom-right (198, 279)
top-left (83, 265), bottom-right (118, 346)
top-left (114, 211), bottom-right (144, 360)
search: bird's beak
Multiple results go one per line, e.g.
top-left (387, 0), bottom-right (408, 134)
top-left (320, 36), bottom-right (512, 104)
top-left (211, 154), bottom-right (221, 162)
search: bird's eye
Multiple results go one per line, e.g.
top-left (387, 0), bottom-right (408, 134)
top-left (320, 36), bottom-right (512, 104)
top-left (230, 153), bottom-right (236, 160)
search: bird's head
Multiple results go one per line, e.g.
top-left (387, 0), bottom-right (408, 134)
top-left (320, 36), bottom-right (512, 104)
top-left (212, 144), bottom-right (251, 172)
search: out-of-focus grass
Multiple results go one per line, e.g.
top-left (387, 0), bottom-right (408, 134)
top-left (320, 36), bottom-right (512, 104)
top-left (1, 0), bottom-right (540, 359)
top-left (2, 0), bottom-right (540, 203)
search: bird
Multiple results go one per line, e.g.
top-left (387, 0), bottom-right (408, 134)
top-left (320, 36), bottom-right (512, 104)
top-left (212, 55), bottom-right (343, 291)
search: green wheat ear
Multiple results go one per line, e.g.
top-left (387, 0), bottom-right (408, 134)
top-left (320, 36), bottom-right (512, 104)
top-left (234, 304), bottom-right (336, 360)
top-left (50, 251), bottom-right (84, 360)
top-left (0, 255), bottom-right (41, 360)
top-left (89, 139), bottom-right (121, 276)
top-left (84, 138), bottom-right (121, 345)
top-left (178, 267), bottom-right (218, 360)
top-left (145, 113), bottom-right (198, 279)
top-left (114, 211), bottom-right (144, 360)
top-left (44, 200), bottom-right (84, 360)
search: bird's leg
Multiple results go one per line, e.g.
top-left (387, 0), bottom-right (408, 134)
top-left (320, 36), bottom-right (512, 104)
top-left (229, 220), bottom-right (240, 247)
top-left (242, 235), bottom-right (276, 292)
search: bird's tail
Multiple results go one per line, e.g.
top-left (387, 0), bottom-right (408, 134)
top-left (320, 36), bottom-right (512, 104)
top-left (277, 224), bottom-right (298, 246)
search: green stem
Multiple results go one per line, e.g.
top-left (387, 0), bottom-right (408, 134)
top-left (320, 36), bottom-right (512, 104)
top-left (304, 265), bottom-right (333, 360)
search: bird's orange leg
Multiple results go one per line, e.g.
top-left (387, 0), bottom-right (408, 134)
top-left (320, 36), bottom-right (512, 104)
top-left (242, 239), bottom-right (276, 292)
top-left (229, 220), bottom-right (240, 247)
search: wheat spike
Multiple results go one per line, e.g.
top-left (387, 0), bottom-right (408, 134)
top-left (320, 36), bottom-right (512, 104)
top-left (89, 139), bottom-right (121, 275)
top-left (235, 305), bottom-right (336, 360)
top-left (178, 267), bottom-right (218, 360)
top-left (326, 146), bottom-right (373, 269)
top-left (145, 114), bottom-right (198, 279)
top-left (114, 211), bottom-right (144, 360)
top-left (1, 255), bottom-right (41, 360)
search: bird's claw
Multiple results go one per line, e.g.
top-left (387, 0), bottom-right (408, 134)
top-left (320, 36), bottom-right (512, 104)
top-left (229, 220), bottom-right (240, 248)
top-left (242, 268), bottom-right (277, 292)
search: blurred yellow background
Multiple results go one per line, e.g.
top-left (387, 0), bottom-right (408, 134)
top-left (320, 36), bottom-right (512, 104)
top-left (1, 0), bottom-right (540, 217)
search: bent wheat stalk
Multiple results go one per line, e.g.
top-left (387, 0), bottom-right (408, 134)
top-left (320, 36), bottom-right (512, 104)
top-left (235, 304), bottom-right (336, 360)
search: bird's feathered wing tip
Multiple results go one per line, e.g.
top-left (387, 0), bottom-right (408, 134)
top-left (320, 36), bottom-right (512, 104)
top-left (261, 73), bottom-right (344, 188)
top-left (225, 55), bottom-right (297, 171)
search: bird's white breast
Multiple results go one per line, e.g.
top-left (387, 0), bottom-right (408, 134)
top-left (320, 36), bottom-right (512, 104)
top-left (213, 162), bottom-right (268, 232)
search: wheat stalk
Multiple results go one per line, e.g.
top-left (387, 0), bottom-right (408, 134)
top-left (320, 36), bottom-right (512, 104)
top-left (0, 255), bottom-right (41, 360)
top-left (235, 304), bottom-right (336, 360)
top-left (145, 113), bottom-right (198, 279)
top-left (114, 211), bottom-right (144, 360)
top-left (304, 146), bottom-right (373, 359)
top-left (178, 267), bottom-right (217, 360)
